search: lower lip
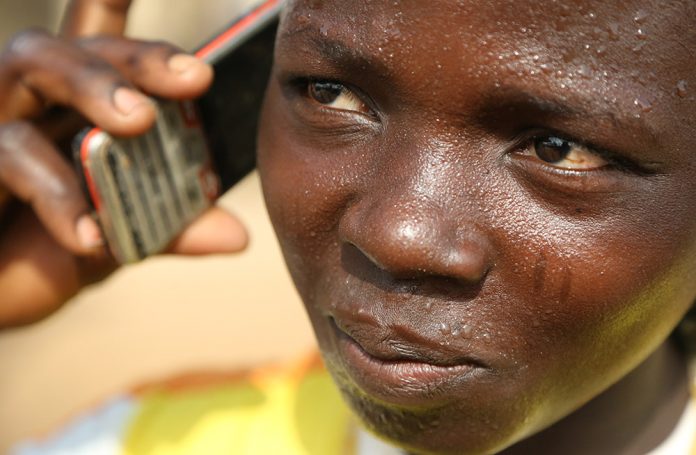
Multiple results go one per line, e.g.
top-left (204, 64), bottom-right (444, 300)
top-left (331, 322), bottom-right (484, 406)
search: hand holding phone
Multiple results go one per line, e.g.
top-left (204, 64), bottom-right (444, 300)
top-left (75, 0), bottom-right (281, 263)
top-left (0, 0), bottom-right (257, 326)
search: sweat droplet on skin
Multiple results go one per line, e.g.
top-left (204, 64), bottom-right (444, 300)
top-left (458, 324), bottom-right (474, 338)
top-left (576, 65), bottom-right (591, 77)
top-left (466, 324), bottom-right (475, 337)
top-left (634, 95), bottom-right (653, 113)
top-left (438, 322), bottom-right (451, 336)
top-left (295, 13), bottom-right (312, 27)
top-left (633, 41), bottom-right (646, 52)
top-left (634, 10), bottom-right (649, 24)
top-left (608, 23), bottom-right (621, 40)
top-left (676, 80), bottom-right (688, 98)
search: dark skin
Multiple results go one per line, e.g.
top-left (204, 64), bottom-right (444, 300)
top-left (258, 0), bottom-right (696, 453)
top-left (1, 0), bottom-right (696, 454)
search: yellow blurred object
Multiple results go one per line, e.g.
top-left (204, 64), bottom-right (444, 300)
top-left (123, 356), bottom-right (354, 455)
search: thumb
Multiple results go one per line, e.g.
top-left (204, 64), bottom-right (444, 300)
top-left (166, 206), bottom-right (249, 256)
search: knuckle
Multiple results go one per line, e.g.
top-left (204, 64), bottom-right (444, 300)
top-left (146, 40), bottom-right (183, 56)
top-left (3, 28), bottom-right (52, 64)
top-left (79, 56), bottom-right (119, 76)
top-left (33, 164), bottom-right (80, 210)
top-left (69, 57), bottom-right (125, 94)
top-left (38, 176), bottom-right (71, 204)
top-left (0, 121), bottom-right (36, 154)
top-left (130, 40), bottom-right (182, 69)
top-left (74, 35), bottom-right (112, 50)
top-left (78, 36), bottom-right (174, 76)
top-left (0, 121), bottom-right (80, 204)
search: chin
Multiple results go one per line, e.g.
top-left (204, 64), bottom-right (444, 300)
top-left (344, 391), bottom-right (529, 455)
top-left (324, 360), bottom-right (536, 455)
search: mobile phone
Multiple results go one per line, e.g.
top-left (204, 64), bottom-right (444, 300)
top-left (74, 0), bottom-right (281, 263)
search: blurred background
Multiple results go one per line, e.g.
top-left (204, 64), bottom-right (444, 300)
top-left (0, 1), bottom-right (315, 452)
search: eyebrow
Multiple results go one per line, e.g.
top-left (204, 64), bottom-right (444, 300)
top-left (479, 87), bottom-right (662, 145)
top-left (276, 26), bottom-right (396, 81)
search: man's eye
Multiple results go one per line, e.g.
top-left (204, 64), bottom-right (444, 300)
top-left (528, 136), bottom-right (608, 170)
top-left (307, 81), bottom-right (372, 115)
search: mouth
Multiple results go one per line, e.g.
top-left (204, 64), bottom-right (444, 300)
top-left (328, 317), bottom-right (490, 407)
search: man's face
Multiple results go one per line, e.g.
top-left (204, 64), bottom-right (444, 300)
top-left (257, 0), bottom-right (696, 453)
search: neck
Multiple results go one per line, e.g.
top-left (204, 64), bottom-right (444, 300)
top-left (501, 339), bottom-right (690, 455)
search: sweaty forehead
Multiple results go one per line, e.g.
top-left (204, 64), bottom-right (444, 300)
top-left (283, 0), bottom-right (692, 26)
top-left (281, 0), bottom-right (694, 62)
top-left (279, 0), bottom-right (695, 91)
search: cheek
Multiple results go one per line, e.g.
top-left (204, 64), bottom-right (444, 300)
top-left (257, 89), bottom-right (363, 295)
top-left (491, 185), bottom-right (696, 402)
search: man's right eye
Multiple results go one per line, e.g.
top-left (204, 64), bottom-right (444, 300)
top-left (305, 81), bottom-right (373, 116)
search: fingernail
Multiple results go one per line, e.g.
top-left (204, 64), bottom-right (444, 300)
top-left (76, 215), bottom-right (103, 250)
top-left (168, 53), bottom-right (201, 74)
top-left (113, 87), bottom-right (149, 116)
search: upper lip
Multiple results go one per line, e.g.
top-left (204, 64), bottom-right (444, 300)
top-left (330, 315), bottom-right (489, 369)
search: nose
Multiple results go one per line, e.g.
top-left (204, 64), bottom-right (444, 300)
top-left (339, 195), bottom-right (492, 285)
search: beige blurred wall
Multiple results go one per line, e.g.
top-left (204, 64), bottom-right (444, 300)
top-left (0, 0), bottom-right (67, 45)
top-left (0, 0), bottom-right (261, 48)
top-left (0, 1), bottom-right (315, 452)
top-left (127, 0), bottom-right (261, 48)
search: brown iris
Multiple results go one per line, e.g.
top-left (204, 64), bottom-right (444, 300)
top-left (308, 81), bottom-right (344, 104)
top-left (534, 136), bottom-right (572, 164)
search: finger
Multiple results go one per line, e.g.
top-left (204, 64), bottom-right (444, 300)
top-left (61, 0), bottom-right (133, 38)
top-left (0, 206), bottom-right (115, 328)
top-left (0, 206), bottom-right (79, 327)
top-left (0, 121), bottom-right (104, 255)
top-left (80, 37), bottom-right (213, 99)
top-left (0, 29), bottom-right (155, 135)
top-left (167, 207), bottom-right (249, 255)
top-left (0, 80), bottom-right (44, 122)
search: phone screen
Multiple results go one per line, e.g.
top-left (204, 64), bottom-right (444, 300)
top-left (196, 14), bottom-right (279, 192)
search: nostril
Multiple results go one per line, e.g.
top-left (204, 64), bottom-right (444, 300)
top-left (340, 241), bottom-right (487, 300)
top-left (341, 242), bottom-right (387, 281)
top-left (348, 241), bottom-right (388, 274)
top-left (445, 244), bottom-right (491, 284)
top-left (341, 232), bottom-right (491, 286)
